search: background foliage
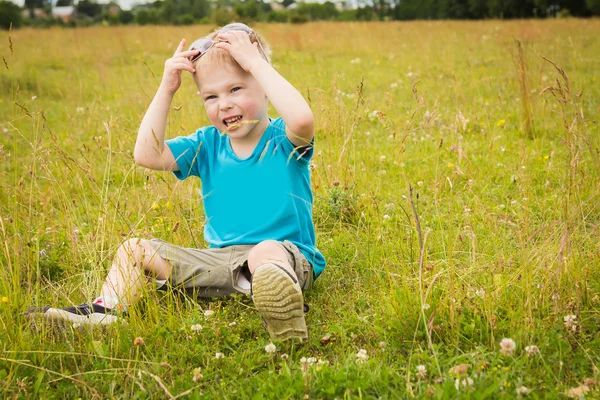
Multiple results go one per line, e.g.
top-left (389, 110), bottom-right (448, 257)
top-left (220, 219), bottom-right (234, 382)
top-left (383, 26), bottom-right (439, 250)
top-left (1, 0), bottom-right (600, 29)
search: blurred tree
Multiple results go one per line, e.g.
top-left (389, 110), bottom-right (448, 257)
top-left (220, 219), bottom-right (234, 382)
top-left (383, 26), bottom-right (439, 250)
top-left (177, 12), bottom-right (194, 23)
top-left (76, 0), bottom-right (102, 18)
top-left (119, 9), bottom-right (134, 23)
top-left (160, 0), bottom-right (176, 23)
top-left (355, 5), bottom-right (374, 20)
top-left (586, 0), bottom-right (600, 13)
top-left (296, 2), bottom-right (338, 20)
top-left (0, 0), bottom-right (22, 28)
top-left (135, 7), bottom-right (160, 24)
top-left (213, 7), bottom-right (239, 25)
top-left (24, 0), bottom-right (51, 10)
top-left (187, 0), bottom-right (209, 19)
top-left (55, 0), bottom-right (74, 6)
top-left (266, 9), bottom-right (288, 21)
top-left (235, 0), bottom-right (262, 21)
top-left (467, 0), bottom-right (489, 17)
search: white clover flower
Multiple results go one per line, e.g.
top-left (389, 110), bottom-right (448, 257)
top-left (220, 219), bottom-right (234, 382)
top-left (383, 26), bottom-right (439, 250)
top-left (380, 155), bottom-right (386, 161)
top-left (2, 128), bottom-right (8, 133)
top-left (379, 341), bottom-right (386, 348)
top-left (390, 82), bottom-right (398, 88)
top-left (31, 95), bottom-right (37, 100)
top-left (369, 110), bottom-right (380, 121)
top-left (307, 357), bottom-right (317, 364)
top-left (383, 214), bottom-right (391, 221)
top-left (417, 181), bottom-right (423, 187)
top-left (365, 131), bottom-right (371, 136)
top-left (281, 353), bottom-right (289, 360)
top-left (499, 338), bottom-right (516, 356)
top-left (204, 310), bottom-right (214, 317)
top-left (475, 289), bottom-right (485, 298)
top-left (525, 345), bottom-right (539, 356)
top-left (350, 58), bottom-right (361, 64)
top-left (228, 321), bottom-right (237, 327)
top-left (516, 386), bottom-right (530, 395)
top-left (215, 352), bottom-right (224, 359)
top-left (566, 385), bottom-right (590, 398)
top-left (190, 324), bottom-right (203, 332)
top-left (76, 107), bottom-right (84, 113)
top-left (564, 315), bottom-right (577, 330)
top-left (416, 365), bottom-right (427, 378)
top-left (454, 377), bottom-right (474, 390)
top-left (192, 367), bottom-right (203, 382)
top-left (300, 357), bottom-right (307, 363)
top-left (265, 343), bottom-right (277, 354)
top-left (407, 71), bottom-right (414, 78)
top-left (356, 349), bottom-right (368, 364)
top-left (422, 303), bottom-right (430, 310)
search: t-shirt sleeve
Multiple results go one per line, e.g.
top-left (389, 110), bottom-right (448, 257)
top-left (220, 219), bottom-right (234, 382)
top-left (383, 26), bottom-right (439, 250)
top-left (165, 128), bottom-right (206, 180)
top-left (271, 117), bottom-right (314, 164)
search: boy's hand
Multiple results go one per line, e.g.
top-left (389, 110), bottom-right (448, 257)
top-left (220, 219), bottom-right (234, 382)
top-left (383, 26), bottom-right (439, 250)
top-left (160, 39), bottom-right (199, 96)
top-left (215, 31), bottom-right (265, 73)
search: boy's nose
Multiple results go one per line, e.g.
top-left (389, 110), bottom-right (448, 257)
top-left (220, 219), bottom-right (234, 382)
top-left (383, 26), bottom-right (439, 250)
top-left (219, 98), bottom-right (233, 111)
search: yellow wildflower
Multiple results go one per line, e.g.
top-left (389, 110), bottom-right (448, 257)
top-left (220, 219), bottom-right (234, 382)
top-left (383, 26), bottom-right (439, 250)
top-left (496, 119), bottom-right (506, 127)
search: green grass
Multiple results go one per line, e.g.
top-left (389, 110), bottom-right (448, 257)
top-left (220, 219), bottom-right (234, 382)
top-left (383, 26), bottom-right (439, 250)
top-left (1, 20), bottom-right (600, 398)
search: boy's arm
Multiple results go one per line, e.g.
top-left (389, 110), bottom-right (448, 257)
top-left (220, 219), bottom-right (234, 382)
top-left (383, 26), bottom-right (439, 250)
top-left (215, 32), bottom-right (314, 147)
top-left (134, 39), bottom-right (200, 171)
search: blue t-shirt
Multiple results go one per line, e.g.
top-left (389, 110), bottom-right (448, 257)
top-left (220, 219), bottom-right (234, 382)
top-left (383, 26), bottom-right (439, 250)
top-left (165, 117), bottom-right (326, 278)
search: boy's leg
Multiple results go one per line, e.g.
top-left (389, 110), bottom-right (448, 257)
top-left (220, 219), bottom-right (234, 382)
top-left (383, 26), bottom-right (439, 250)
top-left (98, 238), bottom-right (172, 309)
top-left (29, 238), bottom-right (172, 326)
top-left (248, 240), bottom-right (308, 340)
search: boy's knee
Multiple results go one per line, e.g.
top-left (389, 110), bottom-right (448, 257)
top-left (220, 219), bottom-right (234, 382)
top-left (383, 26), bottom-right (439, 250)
top-left (248, 240), bottom-right (288, 269)
top-left (119, 238), bottom-right (150, 265)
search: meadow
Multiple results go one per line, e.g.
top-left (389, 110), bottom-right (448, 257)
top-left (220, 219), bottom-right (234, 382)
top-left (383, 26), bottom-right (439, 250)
top-left (1, 19), bottom-right (600, 398)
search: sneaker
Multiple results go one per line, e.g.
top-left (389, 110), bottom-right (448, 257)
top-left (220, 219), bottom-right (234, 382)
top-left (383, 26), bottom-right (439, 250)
top-left (251, 263), bottom-right (308, 341)
top-left (27, 303), bottom-right (124, 328)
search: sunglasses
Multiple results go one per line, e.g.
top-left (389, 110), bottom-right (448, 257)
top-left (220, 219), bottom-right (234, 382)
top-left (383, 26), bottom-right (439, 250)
top-left (187, 23), bottom-right (268, 64)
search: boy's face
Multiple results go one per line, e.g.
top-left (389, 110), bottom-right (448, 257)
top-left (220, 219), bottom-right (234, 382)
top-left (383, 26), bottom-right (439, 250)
top-left (196, 62), bottom-right (269, 142)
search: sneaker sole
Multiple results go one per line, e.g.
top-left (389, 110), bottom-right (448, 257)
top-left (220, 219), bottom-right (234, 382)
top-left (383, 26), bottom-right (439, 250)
top-left (252, 263), bottom-right (307, 341)
top-left (30, 308), bottom-right (120, 328)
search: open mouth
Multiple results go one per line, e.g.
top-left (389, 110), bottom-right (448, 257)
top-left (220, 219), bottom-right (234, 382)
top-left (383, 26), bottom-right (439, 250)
top-left (223, 115), bottom-right (243, 128)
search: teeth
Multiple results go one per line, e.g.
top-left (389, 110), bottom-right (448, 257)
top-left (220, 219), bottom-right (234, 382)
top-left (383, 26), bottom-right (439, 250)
top-left (225, 116), bottom-right (242, 125)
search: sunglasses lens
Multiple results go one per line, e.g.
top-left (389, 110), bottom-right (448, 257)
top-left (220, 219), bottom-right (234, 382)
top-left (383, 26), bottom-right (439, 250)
top-left (188, 38), bottom-right (214, 61)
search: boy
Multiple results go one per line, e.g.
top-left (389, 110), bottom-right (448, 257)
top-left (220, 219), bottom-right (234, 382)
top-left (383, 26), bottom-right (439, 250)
top-left (31, 23), bottom-right (325, 341)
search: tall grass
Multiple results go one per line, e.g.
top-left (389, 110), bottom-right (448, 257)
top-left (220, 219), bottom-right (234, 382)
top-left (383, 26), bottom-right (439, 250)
top-left (1, 20), bottom-right (600, 398)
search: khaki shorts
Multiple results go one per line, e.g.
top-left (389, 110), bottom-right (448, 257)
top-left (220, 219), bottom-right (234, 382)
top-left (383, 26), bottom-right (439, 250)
top-left (147, 239), bottom-right (314, 298)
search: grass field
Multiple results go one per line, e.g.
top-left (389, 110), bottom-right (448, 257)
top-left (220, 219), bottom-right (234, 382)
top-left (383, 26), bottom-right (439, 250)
top-left (1, 19), bottom-right (600, 398)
